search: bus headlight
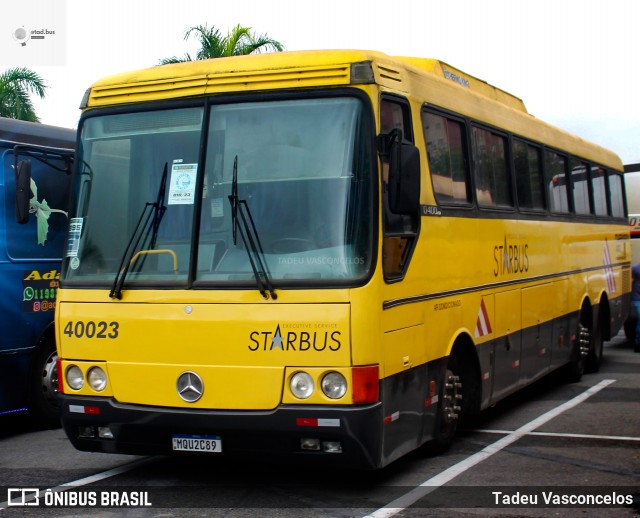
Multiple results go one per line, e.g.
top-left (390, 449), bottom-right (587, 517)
top-left (290, 372), bottom-right (314, 399)
top-left (321, 372), bottom-right (347, 399)
top-left (66, 365), bottom-right (84, 390)
top-left (87, 367), bottom-right (107, 392)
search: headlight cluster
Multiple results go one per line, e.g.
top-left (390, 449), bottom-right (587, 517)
top-left (290, 371), bottom-right (347, 400)
top-left (65, 365), bottom-right (108, 392)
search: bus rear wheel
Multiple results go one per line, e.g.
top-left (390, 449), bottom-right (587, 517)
top-left (585, 317), bottom-right (604, 373)
top-left (565, 316), bottom-right (590, 383)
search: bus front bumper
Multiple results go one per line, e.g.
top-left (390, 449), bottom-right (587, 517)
top-left (59, 395), bottom-right (384, 469)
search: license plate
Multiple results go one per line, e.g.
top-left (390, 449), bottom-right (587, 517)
top-left (172, 434), bottom-right (222, 453)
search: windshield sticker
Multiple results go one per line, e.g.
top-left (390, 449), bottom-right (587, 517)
top-left (66, 218), bottom-right (83, 257)
top-left (211, 198), bottom-right (224, 218)
top-left (168, 163), bottom-right (198, 205)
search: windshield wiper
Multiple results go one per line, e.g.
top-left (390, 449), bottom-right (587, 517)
top-left (228, 156), bottom-right (276, 300)
top-left (109, 162), bottom-right (168, 299)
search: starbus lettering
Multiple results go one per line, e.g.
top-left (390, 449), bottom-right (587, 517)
top-left (248, 325), bottom-right (342, 352)
top-left (493, 236), bottom-right (529, 277)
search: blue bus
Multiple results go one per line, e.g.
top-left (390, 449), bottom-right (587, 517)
top-left (0, 118), bottom-right (74, 427)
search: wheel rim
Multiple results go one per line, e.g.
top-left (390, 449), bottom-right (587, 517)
top-left (442, 369), bottom-right (462, 425)
top-left (577, 322), bottom-right (590, 366)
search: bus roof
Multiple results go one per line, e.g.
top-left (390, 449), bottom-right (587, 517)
top-left (84, 49), bottom-right (525, 108)
top-left (395, 57), bottom-right (527, 112)
top-left (81, 49), bottom-right (622, 170)
top-left (0, 117), bottom-right (76, 150)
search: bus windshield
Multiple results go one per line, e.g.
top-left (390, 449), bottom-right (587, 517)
top-left (63, 96), bottom-right (373, 288)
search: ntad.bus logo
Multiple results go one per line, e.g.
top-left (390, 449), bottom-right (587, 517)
top-left (248, 324), bottom-right (342, 352)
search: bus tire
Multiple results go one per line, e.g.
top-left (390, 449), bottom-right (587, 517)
top-left (423, 353), bottom-right (463, 455)
top-left (585, 316), bottom-right (604, 373)
top-left (565, 311), bottom-right (590, 383)
top-left (28, 339), bottom-right (60, 429)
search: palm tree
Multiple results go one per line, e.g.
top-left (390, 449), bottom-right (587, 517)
top-left (0, 67), bottom-right (47, 122)
top-left (159, 24), bottom-right (284, 65)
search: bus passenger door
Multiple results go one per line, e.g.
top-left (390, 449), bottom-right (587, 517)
top-left (490, 289), bottom-right (522, 404)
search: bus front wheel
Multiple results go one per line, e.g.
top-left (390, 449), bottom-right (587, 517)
top-left (424, 353), bottom-right (463, 455)
top-left (28, 339), bottom-right (60, 429)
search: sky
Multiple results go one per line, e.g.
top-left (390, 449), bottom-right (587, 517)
top-left (3, 0), bottom-right (640, 164)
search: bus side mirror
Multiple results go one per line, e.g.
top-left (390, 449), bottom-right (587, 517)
top-left (15, 159), bottom-right (32, 224)
top-left (388, 140), bottom-right (420, 215)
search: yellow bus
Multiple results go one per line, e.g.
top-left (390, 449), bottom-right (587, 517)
top-left (56, 50), bottom-right (630, 468)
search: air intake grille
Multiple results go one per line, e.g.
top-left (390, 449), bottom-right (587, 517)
top-left (88, 65), bottom-right (351, 107)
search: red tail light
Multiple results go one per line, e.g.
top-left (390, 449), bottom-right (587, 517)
top-left (352, 365), bottom-right (379, 404)
top-left (56, 359), bottom-right (64, 394)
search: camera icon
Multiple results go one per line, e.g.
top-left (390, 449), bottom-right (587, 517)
top-left (7, 488), bottom-right (39, 506)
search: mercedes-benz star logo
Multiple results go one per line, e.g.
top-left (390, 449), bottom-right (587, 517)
top-left (176, 371), bottom-right (204, 403)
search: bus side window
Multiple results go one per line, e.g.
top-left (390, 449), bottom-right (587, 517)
top-left (423, 110), bottom-right (471, 205)
top-left (609, 172), bottom-right (625, 218)
top-left (570, 157), bottom-right (591, 215)
top-left (591, 165), bottom-right (608, 216)
top-left (544, 150), bottom-right (571, 213)
top-left (379, 98), bottom-right (418, 280)
top-left (471, 126), bottom-right (512, 208)
top-left (513, 139), bottom-right (545, 211)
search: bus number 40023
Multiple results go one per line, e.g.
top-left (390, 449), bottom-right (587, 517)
top-left (63, 320), bottom-right (119, 339)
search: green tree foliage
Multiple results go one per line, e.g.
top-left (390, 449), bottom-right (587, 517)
top-left (159, 23), bottom-right (284, 64)
top-left (0, 67), bottom-right (47, 122)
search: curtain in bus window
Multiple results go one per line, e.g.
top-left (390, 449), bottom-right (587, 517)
top-left (381, 101), bottom-right (406, 134)
top-left (570, 158), bottom-right (591, 215)
top-left (543, 151), bottom-right (570, 213)
top-left (609, 173), bottom-right (625, 218)
top-left (471, 127), bottom-right (511, 207)
top-left (513, 140), bottom-right (544, 210)
top-left (591, 166), bottom-right (608, 216)
top-left (423, 112), bottom-right (470, 204)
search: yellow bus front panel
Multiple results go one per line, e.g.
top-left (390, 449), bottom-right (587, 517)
top-left (58, 300), bottom-right (352, 409)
